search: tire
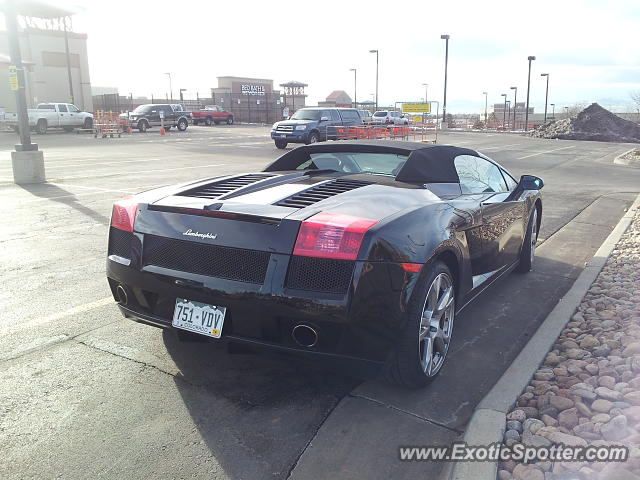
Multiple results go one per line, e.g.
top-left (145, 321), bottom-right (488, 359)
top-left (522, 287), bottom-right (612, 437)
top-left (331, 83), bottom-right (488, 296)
top-left (274, 139), bottom-right (287, 149)
top-left (515, 207), bottom-right (538, 273)
top-left (63, 126), bottom-right (74, 132)
top-left (226, 116), bottom-right (234, 125)
top-left (205, 116), bottom-right (212, 126)
top-left (36, 119), bottom-right (47, 134)
top-left (177, 118), bottom-right (188, 131)
top-left (138, 120), bottom-right (148, 133)
top-left (386, 260), bottom-right (456, 388)
top-left (164, 125), bottom-right (171, 131)
top-left (306, 131), bottom-right (319, 144)
top-left (83, 117), bottom-right (93, 129)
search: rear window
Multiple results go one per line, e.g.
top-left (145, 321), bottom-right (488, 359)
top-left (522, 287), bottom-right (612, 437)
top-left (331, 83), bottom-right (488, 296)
top-left (373, 111), bottom-right (388, 117)
top-left (295, 152), bottom-right (408, 176)
top-left (37, 104), bottom-right (56, 110)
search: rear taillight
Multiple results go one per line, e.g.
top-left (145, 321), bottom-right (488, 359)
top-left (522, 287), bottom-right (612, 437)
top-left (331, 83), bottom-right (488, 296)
top-left (293, 212), bottom-right (378, 261)
top-left (110, 196), bottom-right (138, 232)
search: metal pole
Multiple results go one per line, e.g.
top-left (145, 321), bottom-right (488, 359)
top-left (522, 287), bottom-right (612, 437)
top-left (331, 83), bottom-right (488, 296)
top-left (502, 94), bottom-right (507, 129)
top-left (369, 50), bottom-right (379, 110)
top-left (5, 1), bottom-right (36, 151)
top-left (350, 68), bottom-right (357, 108)
top-left (63, 17), bottom-right (75, 105)
top-left (441, 35), bottom-right (450, 125)
top-left (541, 73), bottom-right (549, 123)
top-left (483, 92), bottom-right (488, 128)
top-left (551, 103), bottom-right (555, 119)
top-left (165, 73), bottom-right (173, 102)
top-left (525, 56), bottom-right (536, 131)
top-left (511, 87), bottom-right (517, 130)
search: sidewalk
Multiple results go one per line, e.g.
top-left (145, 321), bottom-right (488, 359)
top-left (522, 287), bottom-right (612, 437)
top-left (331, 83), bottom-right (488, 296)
top-left (499, 206), bottom-right (640, 479)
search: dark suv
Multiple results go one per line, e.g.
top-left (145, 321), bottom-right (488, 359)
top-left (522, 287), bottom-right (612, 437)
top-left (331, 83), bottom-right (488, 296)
top-left (270, 107), bottom-right (363, 149)
top-left (119, 104), bottom-right (191, 132)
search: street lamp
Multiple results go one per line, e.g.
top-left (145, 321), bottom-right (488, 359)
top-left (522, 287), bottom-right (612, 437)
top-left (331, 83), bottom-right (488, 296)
top-left (510, 86), bottom-right (517, 130)
top-left (541, 73), bottom-right (550, 123)
top-left (482, 92), bottom-right (488, 128)
top-left (179, 88), bottom-right (186, 102)
top-left (164, 72), bottom-right (173, 102)
top-left (550, 103), bottom-right (555, 120)
top-left (564, 106), bottom-right (569, 118)
top-left (349, 68), bottom-right (357, 108)
top-left (369, 50), bottom-right (379, 110)
top-left (506, 100), bottom-right (511, 129)
top-left (501, 93), bottom-right (507, 129)
top-left (422, 83), bottom-right (429, 103)
top-left (524, 55), bottom-right (536, 131)
top-left (441, 34), bottom-right (450, 125)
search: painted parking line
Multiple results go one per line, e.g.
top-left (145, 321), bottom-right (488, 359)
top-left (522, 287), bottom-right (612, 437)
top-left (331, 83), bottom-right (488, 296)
top-left (479, 143), bottom-right (522, 151)
top-left (516, 145), bottom-right (573, 159)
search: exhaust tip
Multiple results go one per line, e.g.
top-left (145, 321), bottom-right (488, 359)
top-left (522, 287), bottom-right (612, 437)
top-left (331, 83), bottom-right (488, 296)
top-left (116, 284), bottom-right (128, 305)
top-left (292, 324), bottom-right (318, 348)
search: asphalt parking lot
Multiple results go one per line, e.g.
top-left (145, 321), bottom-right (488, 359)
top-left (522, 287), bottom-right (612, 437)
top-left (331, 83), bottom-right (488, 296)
top-left (1, 125), bottom-right (639, 480)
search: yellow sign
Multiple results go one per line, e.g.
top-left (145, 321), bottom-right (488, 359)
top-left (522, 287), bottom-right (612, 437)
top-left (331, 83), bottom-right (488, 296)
top-left (8, 66), bottom-right (19, 91)
top-left (402, 102), bottom-right (431, 114)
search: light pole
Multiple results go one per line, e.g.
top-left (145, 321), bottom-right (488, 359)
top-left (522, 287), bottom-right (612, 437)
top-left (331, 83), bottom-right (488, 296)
top-left (541, 73), bottom-right (550, 123)
top-left (564, 106), bottom-right (569, 118)
top-left (483, 91), bottom-right (488, 128)
top-left (369, 50), bottom-right (379, 110)
top-left (501, 93), bottom-right (507, 129)
top-left (510, 86), bottom-right (517, 130)
top-left (164, 72), bottom-right (173, 102)
top-left (550, 103), bottom-right (555, 120)
top-left (441, 34), bottom-right (450, 125)
top-left (422, 83), bottom-right (429, 103)
top-left (350, 68), bottom-right (357, 108)
top-left (524, 55), bottom-right (536, 131)
top-left (506, 101), bottom-right (511, 129)
top-left (179, 88), bottom-right (186, 102)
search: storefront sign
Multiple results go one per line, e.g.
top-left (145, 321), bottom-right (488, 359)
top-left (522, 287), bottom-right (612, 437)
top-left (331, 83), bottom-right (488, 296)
top-left (241, 84), bottom-right (266, 96)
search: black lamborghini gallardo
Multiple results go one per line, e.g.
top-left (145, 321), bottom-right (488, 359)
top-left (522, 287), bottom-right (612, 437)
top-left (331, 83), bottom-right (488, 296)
top-left (106, 141), bottom-right (543, 387)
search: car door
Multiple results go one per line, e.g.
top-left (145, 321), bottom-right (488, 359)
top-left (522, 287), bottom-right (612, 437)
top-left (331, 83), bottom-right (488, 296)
top-left (147, 106), bottom-right (160, 126)
top-left (67, 104), bottom-right (81, 126)
top-left (163, 105), bottom-right (176, 125)
top-left (454, 154), bottom-right (525, 276)
top-left (56, 104), bottom-right (69, 127)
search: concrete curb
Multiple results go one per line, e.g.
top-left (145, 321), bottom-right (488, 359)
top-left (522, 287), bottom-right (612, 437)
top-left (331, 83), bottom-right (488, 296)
top-left (447, 192), bottom-right (640, 480)
top-left (614, 147), bottom-right (640, 166)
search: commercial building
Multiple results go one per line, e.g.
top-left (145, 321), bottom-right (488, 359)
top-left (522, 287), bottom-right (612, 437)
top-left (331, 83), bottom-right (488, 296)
top-left (318, 90), bottom-right (352, 108)
top-left (0, 27), bottom-right (93, 113)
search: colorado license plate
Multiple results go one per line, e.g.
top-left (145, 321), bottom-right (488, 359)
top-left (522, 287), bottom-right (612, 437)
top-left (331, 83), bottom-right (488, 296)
top-left (172, 298), bottom-right (226, 338)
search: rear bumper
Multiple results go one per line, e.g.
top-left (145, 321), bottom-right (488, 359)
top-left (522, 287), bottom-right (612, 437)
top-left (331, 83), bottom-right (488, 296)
top-left (106, 254), bottom-right (420, 363)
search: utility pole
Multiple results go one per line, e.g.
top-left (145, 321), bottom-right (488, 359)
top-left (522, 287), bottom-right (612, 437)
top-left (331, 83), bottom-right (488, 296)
top-left (525, 56), bottom-right (536, 131)
top-left (441, 34), bottom-right (450, 126)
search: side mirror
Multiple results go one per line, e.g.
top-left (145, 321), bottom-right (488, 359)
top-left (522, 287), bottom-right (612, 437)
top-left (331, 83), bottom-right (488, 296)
top-left (519, 175), bottom-right (544, 190)
top-left (320, 116), bottom-right (330, 122)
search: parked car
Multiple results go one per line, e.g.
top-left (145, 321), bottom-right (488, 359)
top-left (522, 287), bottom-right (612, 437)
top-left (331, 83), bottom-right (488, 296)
top-left (106, 140), bottom-right (543, 388)
top-left (6, 103), bottom-right (93, 134)
top-left (358, 109), bottom-right (373, 124)
top-left (119, 104), bottom-right (190, 132)
top-left (270, 107), bottom-right (363, 149)
top-left (191, 105), bottom-right (235, 126)
top-left (371, 110), bottom-right (409, 125)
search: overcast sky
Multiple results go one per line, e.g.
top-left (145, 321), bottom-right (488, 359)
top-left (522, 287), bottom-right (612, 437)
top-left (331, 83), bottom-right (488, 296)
top-left (39, 0), bottom-right (640, 112)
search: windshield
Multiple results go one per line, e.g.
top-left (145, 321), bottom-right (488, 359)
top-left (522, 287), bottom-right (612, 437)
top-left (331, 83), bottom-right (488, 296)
top-left (132, 105), bottom-right (153, 114)
top-left (295, 152), bottom-right (408, 176)
top-left (373, 111), bottom-right (388, 117)
top-left (290, 109), bottom-right (322, 121)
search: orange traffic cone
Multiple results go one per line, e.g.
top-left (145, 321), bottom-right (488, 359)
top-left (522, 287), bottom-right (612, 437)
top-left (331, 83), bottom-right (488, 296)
top-left (160, 127), bottom-right (166, 135)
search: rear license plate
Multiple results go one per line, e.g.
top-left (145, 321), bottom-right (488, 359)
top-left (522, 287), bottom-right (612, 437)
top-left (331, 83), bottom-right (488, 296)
top-left (280, 134), bottom-right (287, 138)
top-left (172, 298), bottom-right (226, 338)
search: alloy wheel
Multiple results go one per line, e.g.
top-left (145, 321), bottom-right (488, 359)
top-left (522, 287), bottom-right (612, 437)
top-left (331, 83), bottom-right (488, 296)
top-left (419, 273), bottom-right (455, 377)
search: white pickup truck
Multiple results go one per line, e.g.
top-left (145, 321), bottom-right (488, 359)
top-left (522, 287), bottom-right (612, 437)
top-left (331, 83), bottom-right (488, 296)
top-left (6, 103), bottom-right (94, 134)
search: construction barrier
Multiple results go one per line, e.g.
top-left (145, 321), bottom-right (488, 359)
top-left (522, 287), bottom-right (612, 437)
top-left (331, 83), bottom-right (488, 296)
top-left (328, 123), bottom-right (437, 143)
top-left (92, 110), bottom-right (124, 138)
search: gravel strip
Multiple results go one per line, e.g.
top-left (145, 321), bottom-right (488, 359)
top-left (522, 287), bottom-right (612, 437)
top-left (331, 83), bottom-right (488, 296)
top-left (499, 207), bottom-right (640, 480)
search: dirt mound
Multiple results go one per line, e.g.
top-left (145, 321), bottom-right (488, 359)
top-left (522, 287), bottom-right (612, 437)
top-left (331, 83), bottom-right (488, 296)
top-left (530, 103), bottom-right (640, 143)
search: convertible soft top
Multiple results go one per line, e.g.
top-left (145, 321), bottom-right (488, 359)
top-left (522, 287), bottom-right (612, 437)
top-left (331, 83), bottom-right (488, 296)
top-left (263, 140), bottom-right (480, 183)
